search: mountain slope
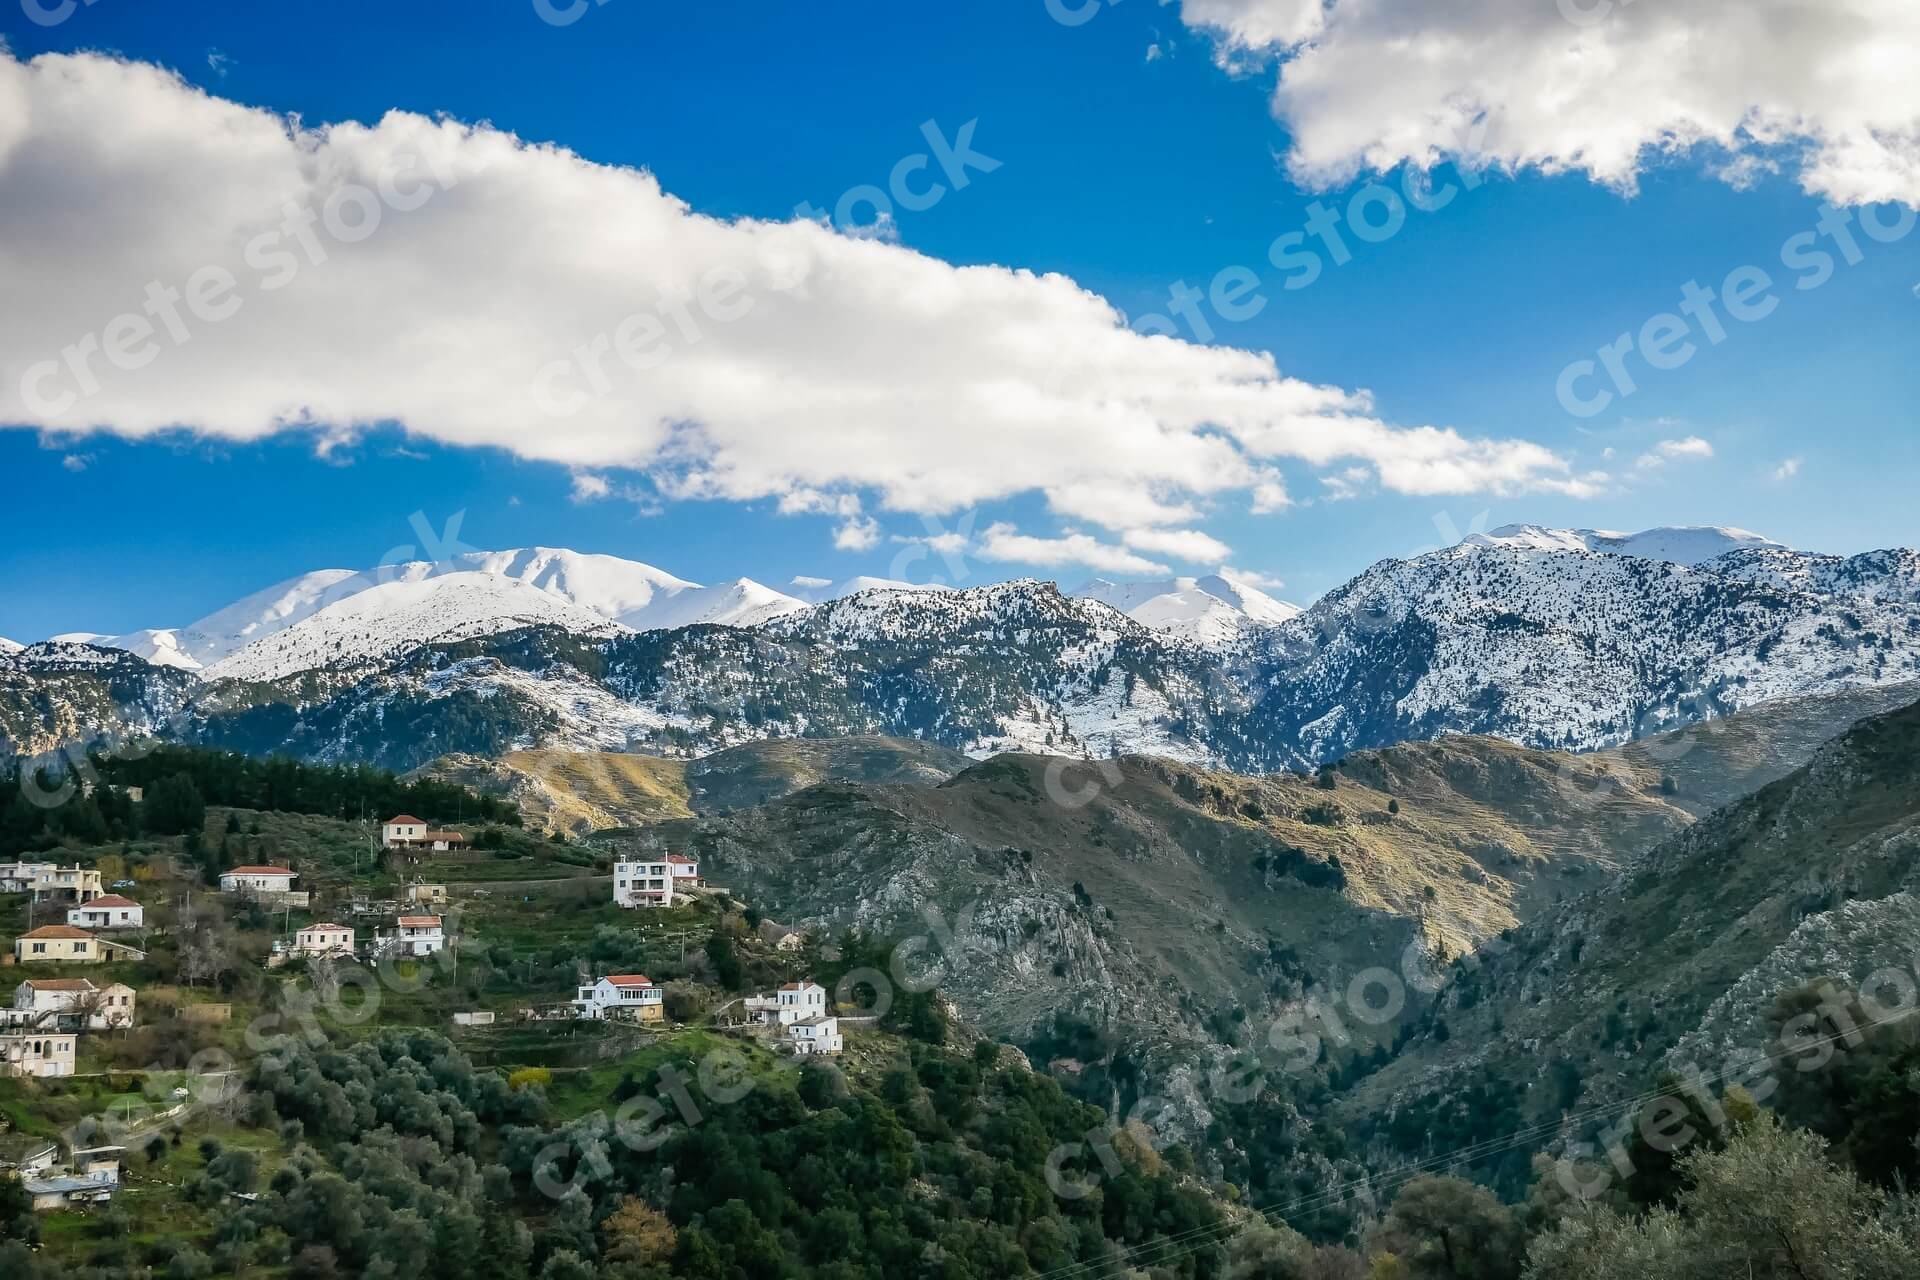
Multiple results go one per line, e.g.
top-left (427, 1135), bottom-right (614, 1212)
top-left (1244, 540), bottom-right (1920, 762)
top-left (0, 641), bottom-right (195, 757)
top-left (417, 734), bottom-right (973, 834)
top-left (10, 534), bottom-right (1920, 772)
top-left (645, 732), bottom-right (1713, 1053)
top-left (1357, 694), bottom-right (1920, 1139)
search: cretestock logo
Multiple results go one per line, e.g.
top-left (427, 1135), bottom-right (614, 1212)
top-left (19, 0), bottom-right (100, 27)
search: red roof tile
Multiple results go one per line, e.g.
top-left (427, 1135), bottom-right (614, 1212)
top-left (19, 925), bottom-right (94, 940)
top-left (80, 895), bottom-right (140, 909)
top-left (604, 975), bottom-right (654, 987)
top-left (226, 866), bottom-right (294, 877)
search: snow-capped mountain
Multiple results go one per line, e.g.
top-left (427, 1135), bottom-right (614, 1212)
top-left (788, 576), bottom-right (956, 604)
top-left (54, 548), bottom-right (806, 676)
top-left (1074, 572), bottom-right (1302, 646)
top-left (203, 572), bottom-right (630, 684)
top-left (1462, 524), bottom-right (1787, 566)
top-left (10, 525), bottom-right (1920, 774)
top-left (618, 578), bottom-right (808, 631)
top-left (0, 638), bottom-right (21, 654)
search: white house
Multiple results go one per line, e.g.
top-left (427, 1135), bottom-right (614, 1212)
top-left (387, 915), bottom-right (445, 957)
top-left (220, 866), bottom-right (296, 894)
top-left (613, 854), bottom-right (699, 908)
top-left (381, 818), bottom-right (467, 851)
top-left (0, 1029), bottom-right (76, 1078)
top-left (67, 894), bottom-right (144, 930)
top-left (22, 1147), bottom-right (121, 1210)
top-left (572, 974), bottom-right (665, 1022)
top-left (771, 981), bottom-right (829, 1026)
top-left (10, 979), bottom-right (135, 1030)
top-left (291, 923), bottom-right (355, 958)
top-left (380, 815), bottom-right (426, 848)
top-left (785, 1015), bottom-right (843, 1056)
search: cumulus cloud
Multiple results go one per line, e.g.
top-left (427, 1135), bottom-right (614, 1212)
top-left (832, 516), bottom-right (881, 552)
top-left (1772, 456), bottom-right (1803, 482)
top-left (1179, 0), bottom-right (1920, 206)
top-left (569, 472), bottom-right (612, 502)
top-left (1636, 436), bottom-right (1715, 469)
top-left (0, 50), bottom-right (1590, 537)
top-left (1121, 527), bottom-right (1234, 563)
top-left (976, 524), bottom-right (1172, 576)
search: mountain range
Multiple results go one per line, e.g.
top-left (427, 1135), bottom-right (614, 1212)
top-left (4, 525), bottom-right (1918, 776)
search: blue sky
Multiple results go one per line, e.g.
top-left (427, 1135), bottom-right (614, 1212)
top-left (2, 0), bottom-right (1917, 641)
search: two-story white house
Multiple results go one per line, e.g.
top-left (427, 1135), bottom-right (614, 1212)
top-left (220, 866), bottom-right (297, 894)
top-left (0, 1029), bottom-right (76, 1078)
top-left (771, 980), bottom-right (829, 1026)
top-left (67, 895), bottom-right (143, 931)
top-left (9, 978), bottom-right (135, 1030)
top-left (572, 974), bottom-right (665, 1022)
top-left (291, 923), bottom-right (355, 958)
top-left (380, 815), bottom-right (426, 848)
top-left (613, 854), bottom-right (699, 908)
top-left (387, 915), bottom-right (445, 957)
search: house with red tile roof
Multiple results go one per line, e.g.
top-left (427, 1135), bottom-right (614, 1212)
top-left (67, 894), bottom-right (143, 931)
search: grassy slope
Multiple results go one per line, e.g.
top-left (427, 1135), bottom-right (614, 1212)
top-left (415, 734), bottom-right (971, 836)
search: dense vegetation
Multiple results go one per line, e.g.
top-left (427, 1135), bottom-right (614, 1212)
top-left (0, 744), bottom-right (516, 858)
top-left (98, 745), bottom-right (520, 828)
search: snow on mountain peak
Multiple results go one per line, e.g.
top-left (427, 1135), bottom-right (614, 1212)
top-left (1463, 524), bottom-right (1788, 566)
top-left (204, 571), bottom-right (629, 683)
top-left (56, 548), bottom-right (807, 677)
top-left (0, 637), bottom-right (22, 655)
top-left (1072, 573), bottom-right (1301, 645)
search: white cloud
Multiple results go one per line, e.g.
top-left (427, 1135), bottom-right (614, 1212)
top-left (833, 516), bottom-right (881, 552)
top-left (1772, 456), bottom-right (1803, 481)
top-left (976, 524), bottom-right (1171, 576)
top-left (61, 453), bottom-right (91, 472)
top-left (1121, 527), bottom-right (1234, 563)
top-left (1179, 0), bottom-right (1920, 206)
top-left (1319, 465), bottom-right (1373, 500)
top-left (0, 50), bottom-right (1591, 534)
top-left (1635, 436), bottom-right (1715, 469)
top-left (790, 575), bottom-right (832, 590)
top-left (1220, 565), bottom-right (1286, 590)
top-left (569, 472), bottom-right (612, 502)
